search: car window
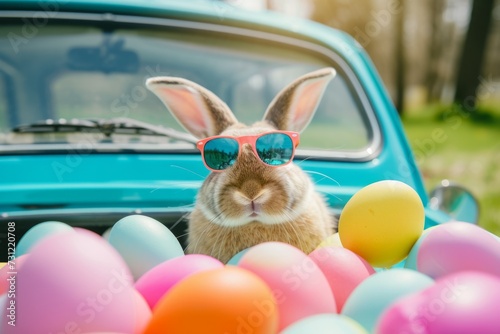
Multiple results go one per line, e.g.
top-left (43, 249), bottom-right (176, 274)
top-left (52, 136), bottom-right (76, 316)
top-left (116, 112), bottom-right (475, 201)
top-left (0, 20), bottom-right (375, 156)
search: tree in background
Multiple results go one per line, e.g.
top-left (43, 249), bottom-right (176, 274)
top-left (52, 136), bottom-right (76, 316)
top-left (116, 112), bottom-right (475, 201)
top-left (454, 0), bottom-right (495, 111)
top-left (229, 0), bottom-right (500, 111)
top-left (426, 0), bottom-right (446, 102)
top-left (394, 0), bottom-right (405, 114)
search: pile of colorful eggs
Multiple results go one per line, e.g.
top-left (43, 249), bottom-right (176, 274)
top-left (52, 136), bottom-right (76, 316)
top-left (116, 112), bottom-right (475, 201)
top-left (1, 180), bottom-right (500, 334)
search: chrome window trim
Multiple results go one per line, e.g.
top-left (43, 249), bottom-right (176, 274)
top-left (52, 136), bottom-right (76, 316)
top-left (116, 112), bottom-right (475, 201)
top-left (0, 10), bottom-right (382, 161)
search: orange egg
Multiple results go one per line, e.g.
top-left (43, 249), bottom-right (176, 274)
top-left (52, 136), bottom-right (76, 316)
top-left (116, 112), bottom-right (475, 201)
top-left (144, 266), bottom-right (278, 334)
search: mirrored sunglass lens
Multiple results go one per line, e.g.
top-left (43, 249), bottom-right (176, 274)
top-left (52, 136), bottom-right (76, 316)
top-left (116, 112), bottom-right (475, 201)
top-left (204, 138), bottom-right (239, 170)
top-left (256, 133), bottom-right (293, 166)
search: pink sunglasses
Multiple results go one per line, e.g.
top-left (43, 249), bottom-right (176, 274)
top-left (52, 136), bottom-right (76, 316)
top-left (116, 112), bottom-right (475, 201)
top-left (196, 131), bottom-right (300, 172)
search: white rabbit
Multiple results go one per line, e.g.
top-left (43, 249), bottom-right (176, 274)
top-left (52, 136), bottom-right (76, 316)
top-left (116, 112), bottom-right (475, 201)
top-left (147, 68), bottom-right (337, 263)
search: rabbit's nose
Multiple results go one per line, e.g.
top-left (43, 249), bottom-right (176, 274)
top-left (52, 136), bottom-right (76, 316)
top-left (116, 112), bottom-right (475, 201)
top-left (240, 179), bottom-right (263, 199)
top-left (233, 186), bottom-right (271, 215)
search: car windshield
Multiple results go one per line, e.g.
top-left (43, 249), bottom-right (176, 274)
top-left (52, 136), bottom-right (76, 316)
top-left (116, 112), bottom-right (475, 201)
top-left (0, 19), bottom-right (377, 158)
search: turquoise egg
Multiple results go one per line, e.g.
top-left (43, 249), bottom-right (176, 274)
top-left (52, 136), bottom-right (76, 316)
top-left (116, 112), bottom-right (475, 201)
top-left (16, 221), bottom-right (73, 256)
top-left (341, 268), bottom-right (433, 333)
top-left (404, 226), bottom-right (436, 270)
top-left (108, 215), bottom-right (184, 280)
top-left (226, 248), bottom-right (250, 265)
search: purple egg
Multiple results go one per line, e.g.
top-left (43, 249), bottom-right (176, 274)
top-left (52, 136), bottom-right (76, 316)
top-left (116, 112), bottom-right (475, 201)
top-left (416, 222), bottom-right (500, 279)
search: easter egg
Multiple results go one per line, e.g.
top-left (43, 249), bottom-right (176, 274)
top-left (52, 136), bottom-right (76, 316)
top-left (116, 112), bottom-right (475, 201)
top-left (0, 254), bottom-right (28, 295)
top-left (0, 229), bottom-right (146, 334)
top-left (144, 266), bottom-right (278, 334)
top-left (108, 215), bottom-right (184, 280)
top-left (238, 242), bottom-right (337, 331)
top-left (15, 221), bottom-right (73, 256)
top-left (376, 271), bottom-right (500, 334)
top-left (404, 226), bottom-right (436, 270)
top-left (342, 268), bottom-right (433, 333)
top-left (338, 180), bottom-right (425, 268)
top-left (316, 232), bottom-right (343, 249)
top-left (309, 246), bottom-right (375, 311)
top-left (101, 227), bottom-right (112, 240)
top-left (280, 314), bottom-right (368, 334)
top-left (135, 254), bottom-right (223, 309)
top-left (0, 294), bottom-right (6, 329)
top-left (414, 221), bottom-right (500, 278)
top-left (131, 289), bottom-right (152, 334)
top-left (227, 248), bottom-right (250, 265)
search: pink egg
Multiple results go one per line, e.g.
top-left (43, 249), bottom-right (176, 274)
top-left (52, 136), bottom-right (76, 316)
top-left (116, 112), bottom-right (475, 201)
top-left (0, 229), bottom-right (146, 334)
top-left (238, 242), bottom-right (337, 331)
top-left (417, 222), bottom-right (500, 278)
top-left (135, 254), bottom-right (224, 309)
top-left (376, 271), bottom-right (500, 334)
top-left (0, 294), bottom-right (6, 329)
top-left (131, 289), bottom-right (152, 334)
top-left (309, 247), bottom-right (375, 311)
top-left (0, 254), bottom-right (28, 295)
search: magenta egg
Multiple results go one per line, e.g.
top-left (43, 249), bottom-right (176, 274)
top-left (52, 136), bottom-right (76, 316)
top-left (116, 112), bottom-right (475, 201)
top-left (135, 254), bottom-right (223, 309)
top-left (376, 271), bottom-right (500, 334)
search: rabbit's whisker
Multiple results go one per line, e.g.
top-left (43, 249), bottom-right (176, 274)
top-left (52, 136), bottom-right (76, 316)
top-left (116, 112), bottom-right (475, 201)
top-left (206, 211), bottom-right (227, 258)
top-left (281, 208), bottom-right (306, 252)
top-left (275, 217), bottom-right (292, 245)
top-left (186, 212), bottom-right (221, 253)
top-left (169, 164), bottom-right (206, 179)
top-left (176, 232), bottom-right (189, 240)
top-left (170, 211), bottom-right (191, 231)
top-left (303, 170), bottom-right (341, 187)
top-left (212, 223), bottom-right (227, 261)
top-left (294, 155), bottom-right (315, 166)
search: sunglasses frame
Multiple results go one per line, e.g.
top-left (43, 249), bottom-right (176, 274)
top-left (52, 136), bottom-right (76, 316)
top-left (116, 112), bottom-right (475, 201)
top-left (196, 130), bottom-right (300, 172)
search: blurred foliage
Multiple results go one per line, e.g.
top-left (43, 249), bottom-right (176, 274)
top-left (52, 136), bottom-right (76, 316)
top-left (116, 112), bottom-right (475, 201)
top-left (402, 103), bottom-right (500, 235)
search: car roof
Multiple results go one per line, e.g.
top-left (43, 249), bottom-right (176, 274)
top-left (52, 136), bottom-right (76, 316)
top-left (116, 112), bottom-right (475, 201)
top-left (0, 0), bottom-right (357, 54)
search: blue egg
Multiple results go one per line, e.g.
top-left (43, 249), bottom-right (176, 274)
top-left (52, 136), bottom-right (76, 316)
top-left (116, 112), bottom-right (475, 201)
top-left (108, 215), bottom-right (184, 280)
top-left (16, 221), bottom-right (73, 257)
top-left (404, 227), bottom-right (436, 270)
top-left (341, 268), bottom-right (434, 333)
top-left (226, 248), bottom-right (250, 266)
top-left (280, 314), bottom-right (367, 334)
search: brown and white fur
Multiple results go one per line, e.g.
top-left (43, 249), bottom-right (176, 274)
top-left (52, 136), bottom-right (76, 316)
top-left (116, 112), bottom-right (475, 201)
top-left (146, 68), bottom-right (337, 263)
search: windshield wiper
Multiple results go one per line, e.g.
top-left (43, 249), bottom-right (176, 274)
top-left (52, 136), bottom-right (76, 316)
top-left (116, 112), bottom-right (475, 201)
top-left (12, 117), bottom-right (197, 144)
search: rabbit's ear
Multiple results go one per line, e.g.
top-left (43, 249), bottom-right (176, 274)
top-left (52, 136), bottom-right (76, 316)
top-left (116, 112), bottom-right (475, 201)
top-left (146, 77), bottom-right (238, 138)
top-left (263, 68), bottom-right (336, 132)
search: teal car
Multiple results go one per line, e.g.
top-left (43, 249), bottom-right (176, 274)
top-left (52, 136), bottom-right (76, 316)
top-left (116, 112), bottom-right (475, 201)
top-left (0, 0), bottom-right (477, 260)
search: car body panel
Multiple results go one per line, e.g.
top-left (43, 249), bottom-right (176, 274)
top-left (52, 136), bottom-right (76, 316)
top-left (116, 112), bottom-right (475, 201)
top-left (0, 0), bottom-right (451, 261)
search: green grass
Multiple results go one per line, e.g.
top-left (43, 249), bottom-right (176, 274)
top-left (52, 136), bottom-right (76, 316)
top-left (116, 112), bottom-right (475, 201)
top-left (402, 103), bottom-right (500, 236)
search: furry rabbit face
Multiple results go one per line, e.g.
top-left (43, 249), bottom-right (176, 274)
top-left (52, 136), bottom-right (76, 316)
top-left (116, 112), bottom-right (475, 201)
top-left (196, 123), bottom-right (314, 227)
top-left (147, 68), bottom-right (336, 260)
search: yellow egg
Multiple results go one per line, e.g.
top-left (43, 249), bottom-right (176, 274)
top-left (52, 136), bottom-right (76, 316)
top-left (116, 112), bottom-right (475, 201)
top-left (338, 180), bottom-right (424, 268)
